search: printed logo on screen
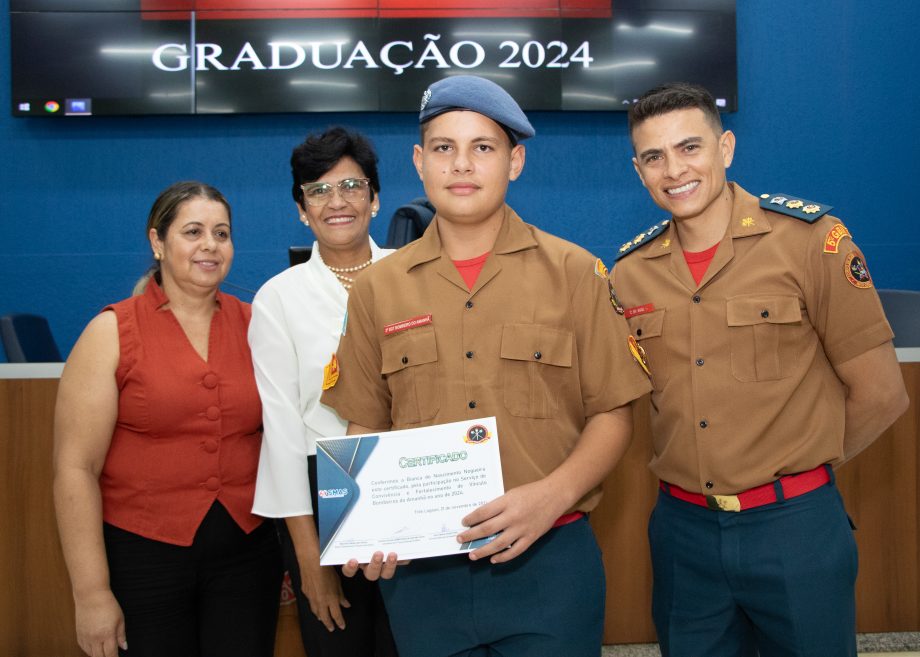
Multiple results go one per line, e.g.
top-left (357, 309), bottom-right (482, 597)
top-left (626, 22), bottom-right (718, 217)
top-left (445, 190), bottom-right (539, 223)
top-left (319, 488), bottom-right (349, 499)
top-left (465, 424), bottom-right (491, 445)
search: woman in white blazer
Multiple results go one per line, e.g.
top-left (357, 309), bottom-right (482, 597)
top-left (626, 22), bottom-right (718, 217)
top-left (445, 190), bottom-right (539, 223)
top-left (249, 127), bottom-right (398, 657)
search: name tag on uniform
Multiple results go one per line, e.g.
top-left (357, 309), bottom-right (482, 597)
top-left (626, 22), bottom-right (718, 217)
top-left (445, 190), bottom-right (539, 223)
top-left (625, 303), bottom-right (655, 318)
top-left (383, 314), bottom-right (432, 336)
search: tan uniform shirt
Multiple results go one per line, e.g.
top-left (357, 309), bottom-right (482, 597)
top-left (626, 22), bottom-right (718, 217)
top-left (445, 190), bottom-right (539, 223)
top-left (322, 206), bottom-right (651, 512)
top-left (611, 183), bottom-right (893, 495)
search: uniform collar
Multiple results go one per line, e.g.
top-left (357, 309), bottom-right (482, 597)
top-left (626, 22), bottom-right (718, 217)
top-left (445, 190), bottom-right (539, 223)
top-left (640, 181), bottom-right (771, 262)
top-left (726, 182), bottom-right (772, 240)
top-left (405, 205), bottom-right (537, 271)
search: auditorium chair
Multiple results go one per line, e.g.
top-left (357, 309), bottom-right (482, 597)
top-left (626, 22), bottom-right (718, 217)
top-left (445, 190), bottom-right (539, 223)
top-left (385, 197), bottom-right (436, 248)
top-left (0, 313), bottom-right (63, 362)
top-left (878, 288), bottom-right (920, 348)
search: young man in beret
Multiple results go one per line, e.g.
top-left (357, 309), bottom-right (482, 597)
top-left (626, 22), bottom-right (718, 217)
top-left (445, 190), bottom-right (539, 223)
top-left (612, 82), bottom-right (909, 656)
top-left (321, 75), bottom-right (651, 656)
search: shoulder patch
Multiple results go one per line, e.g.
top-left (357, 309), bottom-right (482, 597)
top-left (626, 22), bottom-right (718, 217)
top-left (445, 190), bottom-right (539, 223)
top-left (759, 193), bottom-right (832, 223)
top-left (616, 220), bottom-right (670, 261)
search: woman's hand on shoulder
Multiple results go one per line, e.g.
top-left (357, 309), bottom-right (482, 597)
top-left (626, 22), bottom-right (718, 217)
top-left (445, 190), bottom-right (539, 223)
top-left (74, 588), bottom-right (126, 657)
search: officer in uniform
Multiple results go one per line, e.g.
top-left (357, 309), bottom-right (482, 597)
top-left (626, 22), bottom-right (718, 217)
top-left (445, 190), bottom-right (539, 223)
top-left (321, 75), bottom-right (651, 657)
top-left (611, 82), bottom-right (909, 656)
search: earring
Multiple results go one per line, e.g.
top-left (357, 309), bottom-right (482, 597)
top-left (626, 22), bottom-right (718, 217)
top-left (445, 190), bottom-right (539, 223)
top-left (154, 252), bottom-right (162, 261)
top-left (371, 210), bottom-right (378, 218)
top-left (300, 215), bottom-right (310, 227)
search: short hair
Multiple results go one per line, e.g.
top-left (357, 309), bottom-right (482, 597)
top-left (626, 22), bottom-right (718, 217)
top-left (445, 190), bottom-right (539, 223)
top-left (628, 82), bottom-right (723, 138)
top-left (290, 127), bottom-right (380, 208)
top-left (138, 180), bottom-right (231, 294)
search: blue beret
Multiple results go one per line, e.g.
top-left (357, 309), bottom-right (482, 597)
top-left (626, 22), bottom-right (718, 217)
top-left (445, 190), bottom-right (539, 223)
top-left (419, 76), bottom-right (535, 142)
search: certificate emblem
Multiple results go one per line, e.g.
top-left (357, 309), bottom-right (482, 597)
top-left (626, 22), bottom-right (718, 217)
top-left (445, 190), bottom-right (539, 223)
top-left (465, 424), bottom-right (491, 444)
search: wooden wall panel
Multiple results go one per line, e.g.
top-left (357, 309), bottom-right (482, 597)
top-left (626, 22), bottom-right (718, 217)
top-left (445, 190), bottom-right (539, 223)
top-left (0, 378), bottom-right (83, 657)
top-left (837, 362), bottom-right (920, 631)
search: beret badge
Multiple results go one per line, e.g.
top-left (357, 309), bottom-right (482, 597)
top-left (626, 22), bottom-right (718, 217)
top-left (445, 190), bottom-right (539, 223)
top-left (420, 88), bottom-right (432, 112)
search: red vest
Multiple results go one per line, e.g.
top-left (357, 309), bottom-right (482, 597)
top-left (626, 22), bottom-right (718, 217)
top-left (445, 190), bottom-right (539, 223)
top-left (101, 281), bottom-right (264, 546)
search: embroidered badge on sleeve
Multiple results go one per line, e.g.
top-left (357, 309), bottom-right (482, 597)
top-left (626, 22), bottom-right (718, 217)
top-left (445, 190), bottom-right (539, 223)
top-left (594, 258), bottom-right (609, 279)
top-left (322, 353), bottom-right (340, 390)
top-left (823, 223), bottom-right (851, 254)
top-left (844, 252), bottom-right (873, 289)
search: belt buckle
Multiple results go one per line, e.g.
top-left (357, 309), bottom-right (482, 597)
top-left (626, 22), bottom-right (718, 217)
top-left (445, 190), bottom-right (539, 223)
top-left (706, 494), bottom-right (741, 512)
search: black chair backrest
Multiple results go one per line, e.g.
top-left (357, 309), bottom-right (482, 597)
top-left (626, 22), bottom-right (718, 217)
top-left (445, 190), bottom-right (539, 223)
top-left (877, 289), bottom-right (920, 348)
top-left (289, 246), bottom-right (312, 268)
top-left (0, 313), bottom-right (63, 362)
top-left (385, 197), bottom-right (436, 248)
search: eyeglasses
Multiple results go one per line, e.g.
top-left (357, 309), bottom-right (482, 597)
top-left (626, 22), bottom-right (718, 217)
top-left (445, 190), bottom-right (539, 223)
top-left (300, 177), bottom-right (371, 207)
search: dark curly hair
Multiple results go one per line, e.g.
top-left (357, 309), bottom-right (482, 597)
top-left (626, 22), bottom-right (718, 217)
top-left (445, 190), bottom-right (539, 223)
top-left (290, 127), bottom-right (380, 208)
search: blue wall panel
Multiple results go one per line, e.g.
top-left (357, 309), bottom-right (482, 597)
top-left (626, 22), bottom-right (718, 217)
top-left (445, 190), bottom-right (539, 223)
top-left (1, 0), bottom-right (918, 360)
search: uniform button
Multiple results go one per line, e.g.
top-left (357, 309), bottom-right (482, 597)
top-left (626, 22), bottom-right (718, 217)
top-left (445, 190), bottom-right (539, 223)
top-left (205, 406), bottom-right (220, 421)
top-left (468, 401), bottom-right (476, 409)
top-left (692, 295), bottom-right (702, 304)
top-left (202, 439), bottom-right (218, 453)
top-left (202, 373), bottom-right (218, 389)
top-left (696, 358), bottom-right (705, 366)
top-left (761, 309), bottom-right (770, 318)
top-left (465, 301), bottom-right (474, 309)
top-left (705, 481), bottom-right (714, 489)
top-left (401, 356), bottom-right (409, 364)
top-left (205, 476), bottom-right (220, 491)
top-left (466, 351), bottom-right (474, 359)
top-left (636, 328), bottom-right (643, 337)
top-left (534, 351), bottom-right (542, 360)
top-left (699, 419), bottom-right (709, 429)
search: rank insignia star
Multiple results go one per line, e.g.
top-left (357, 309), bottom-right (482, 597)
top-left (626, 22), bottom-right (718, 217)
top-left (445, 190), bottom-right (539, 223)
top-left (619, 241), bottom-right (633, 253)
top-left (786, 200), bottom-right (804, 209)
top-left (760, 193), bottom-right (770, 199)
top-left (741, 217), bottom-right (755, 227)
top-left (770, 196), bottom-right (787, 205)
top-left (661, 239), bottom-right (671, 248)
top-left (802, 204), bottom-right (821, 214)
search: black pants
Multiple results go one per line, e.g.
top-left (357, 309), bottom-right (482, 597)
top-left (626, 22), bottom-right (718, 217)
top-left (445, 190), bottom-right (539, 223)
top-left (279, 456), bottom-right (398, 657)
top-left (104, 501), bottom-right (283, 657)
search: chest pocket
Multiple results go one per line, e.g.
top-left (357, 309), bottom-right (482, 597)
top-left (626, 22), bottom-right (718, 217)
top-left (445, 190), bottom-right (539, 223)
top-left (381, 327), bottom-right (440, 425)
top-left (500, 324), bottom-right (573, 418)
top-left (726, 295), bottom-right (803, 382)
top-left (626, 310), bottom-right (668, 392)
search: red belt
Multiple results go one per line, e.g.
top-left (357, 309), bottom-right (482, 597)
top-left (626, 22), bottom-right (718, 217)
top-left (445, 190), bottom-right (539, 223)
top-left (659, 465), bottom-right (830, 512)
top-left (552, 511), bottom-right (585, 527)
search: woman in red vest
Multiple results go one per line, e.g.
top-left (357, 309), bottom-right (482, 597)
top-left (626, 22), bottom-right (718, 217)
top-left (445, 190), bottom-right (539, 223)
top-left (53, 181), bottom-right (283, 657)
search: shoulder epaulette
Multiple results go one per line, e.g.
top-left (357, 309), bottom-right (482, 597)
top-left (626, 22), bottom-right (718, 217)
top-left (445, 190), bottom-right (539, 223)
top-left (759, 193), bottom-right (832, 223)
top-left (615, 220), bottom-right (670, 261)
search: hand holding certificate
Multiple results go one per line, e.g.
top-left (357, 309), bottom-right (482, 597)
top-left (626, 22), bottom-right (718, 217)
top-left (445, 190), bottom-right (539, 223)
top-left (316, 417), bottom-right (504, 566)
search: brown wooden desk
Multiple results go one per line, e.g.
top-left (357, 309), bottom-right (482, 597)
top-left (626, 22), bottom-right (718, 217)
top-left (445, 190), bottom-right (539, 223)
top-left (1, 358), bottom-right (917, 655)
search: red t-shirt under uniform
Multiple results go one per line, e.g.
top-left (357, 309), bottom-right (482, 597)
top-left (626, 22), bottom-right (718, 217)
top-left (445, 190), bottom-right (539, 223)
top-left (101, 280), bottom-right (264, 546)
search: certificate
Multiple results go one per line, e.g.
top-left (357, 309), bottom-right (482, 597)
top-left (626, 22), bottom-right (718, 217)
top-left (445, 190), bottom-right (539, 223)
top-left (316, 417), bottom-right (504, 565)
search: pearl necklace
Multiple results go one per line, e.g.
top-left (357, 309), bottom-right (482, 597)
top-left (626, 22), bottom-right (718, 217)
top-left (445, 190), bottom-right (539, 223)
top-left (326, 257), bottom-right (373, 290)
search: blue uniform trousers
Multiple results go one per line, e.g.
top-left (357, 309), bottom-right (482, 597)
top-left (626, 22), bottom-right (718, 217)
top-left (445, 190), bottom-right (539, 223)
top-left (379, 516), bottom-right (605, 657)
top-left (649, 476), bottom-right (858, 657)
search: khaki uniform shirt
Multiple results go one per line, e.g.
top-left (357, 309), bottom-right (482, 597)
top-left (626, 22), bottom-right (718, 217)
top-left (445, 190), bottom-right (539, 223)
top-left (322, 206), bottom-right (651, 512)
top-left (611, 183), bottom-right (893, 495)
